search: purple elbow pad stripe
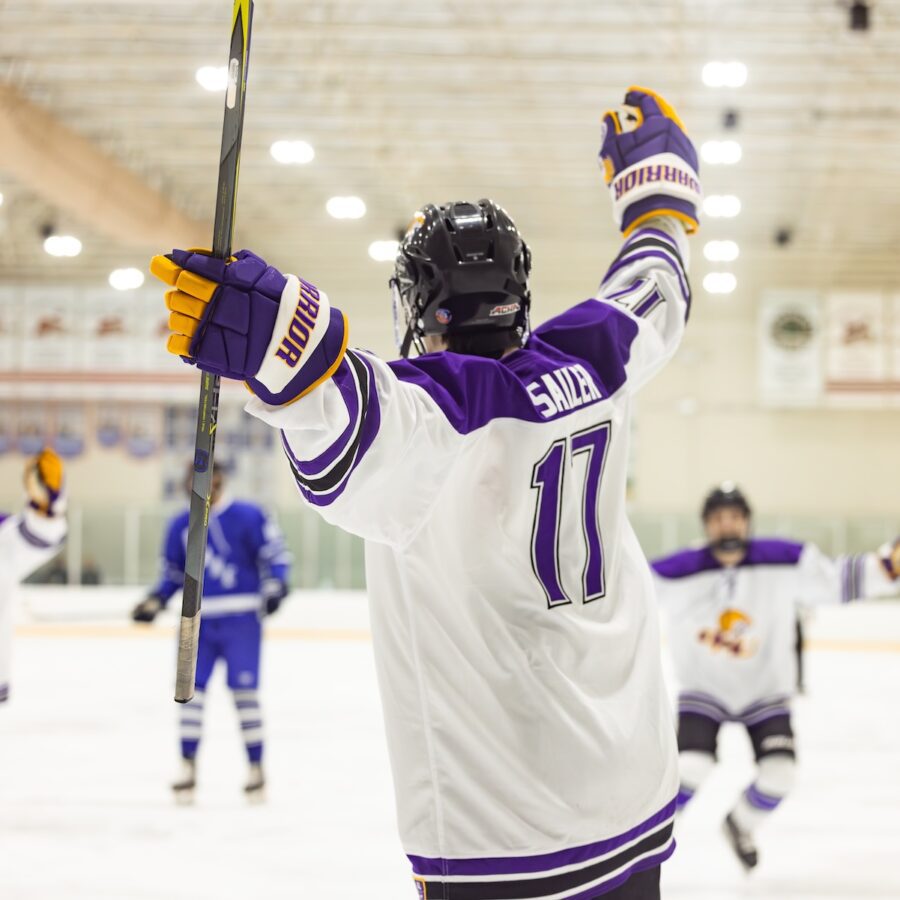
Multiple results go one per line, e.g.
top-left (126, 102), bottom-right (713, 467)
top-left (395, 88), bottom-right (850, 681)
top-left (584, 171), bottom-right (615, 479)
top-left (632, 290), bottom-right (664, 318)
top-left (745, 784), bottom-right (783, 812)
top-left (247, 306), bottom-right (347, 406)
top-left (604, 245), bottom-right (690, 307)
top-left (408, 798), bottom-right (676, 878)
top-left (283, 351), bottom-right (381, 507)
top-left (841, 554), bottom-right (865, 603)
top-left (17, 518), bottom-right (57, 550)
top-left (288, 353), bottom-right (366, 478)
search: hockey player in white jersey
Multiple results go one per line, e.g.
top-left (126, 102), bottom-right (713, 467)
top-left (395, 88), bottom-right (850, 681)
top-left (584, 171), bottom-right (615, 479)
top-left (0, 448), bottom-right (68, 705)
top-left (652, 484), bottom-right (899, 871)
top-left (149, 86), bottom-right (700, 898)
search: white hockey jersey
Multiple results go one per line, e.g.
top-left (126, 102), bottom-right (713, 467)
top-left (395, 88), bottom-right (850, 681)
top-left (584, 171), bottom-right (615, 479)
top-left (0, 507), bottom-right (67, 703)
top-left (247, 219), bottom-right (690, 898)
top-left (652, 539), bottom-right (893, 722)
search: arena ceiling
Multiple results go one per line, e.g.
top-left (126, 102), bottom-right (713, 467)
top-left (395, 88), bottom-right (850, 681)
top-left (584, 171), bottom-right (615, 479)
top-left (1, 0), bottom-right (899, 350)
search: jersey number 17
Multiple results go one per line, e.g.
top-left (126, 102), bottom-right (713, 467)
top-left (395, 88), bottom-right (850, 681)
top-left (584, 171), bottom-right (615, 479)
top-left (530, 422), bottom-right (612, 608)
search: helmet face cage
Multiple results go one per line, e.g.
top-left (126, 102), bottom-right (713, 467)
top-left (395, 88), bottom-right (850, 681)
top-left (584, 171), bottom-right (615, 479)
top-left (390, 200), bottom-right (531, 358)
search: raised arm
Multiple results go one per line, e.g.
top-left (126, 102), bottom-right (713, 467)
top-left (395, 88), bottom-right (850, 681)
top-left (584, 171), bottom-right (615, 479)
top-left (0, 449), bottom-right (67, 582)
top-left (532, 88), bottom-right (698, 393)
top-left (797, 541), bottom-right (899, 605)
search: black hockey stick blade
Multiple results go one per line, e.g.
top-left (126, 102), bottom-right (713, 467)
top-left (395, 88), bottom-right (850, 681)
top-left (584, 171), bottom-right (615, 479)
top-left (175, 0), bottom-right (254, 704)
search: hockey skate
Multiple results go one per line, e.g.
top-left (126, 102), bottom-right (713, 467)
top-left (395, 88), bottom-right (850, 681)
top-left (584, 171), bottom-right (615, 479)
top-left (172, 758), bottom-right (196, 806)
top-left (244, 763), bottom-right (266, 804)
top-left (723, 813), bottom-right (758, 871)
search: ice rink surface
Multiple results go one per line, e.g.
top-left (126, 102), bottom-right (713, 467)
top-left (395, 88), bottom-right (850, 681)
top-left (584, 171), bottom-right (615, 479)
top-left (2, 589), bottom-right (899, 900)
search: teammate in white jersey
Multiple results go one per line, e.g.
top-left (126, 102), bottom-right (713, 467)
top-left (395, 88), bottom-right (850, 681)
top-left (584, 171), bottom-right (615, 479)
top-left (0, 448), bottom-right (68, 705)
top-left (652, 484), bottom-right (899, 871)
top-left (150, 87), bottom-right (701, 899)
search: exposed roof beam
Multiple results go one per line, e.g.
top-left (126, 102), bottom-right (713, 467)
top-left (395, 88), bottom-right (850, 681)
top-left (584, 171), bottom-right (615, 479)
top-left (0, 83), bottom-right (207, 248)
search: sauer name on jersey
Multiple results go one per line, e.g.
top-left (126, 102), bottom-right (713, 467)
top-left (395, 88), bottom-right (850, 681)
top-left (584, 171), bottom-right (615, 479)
top-left (526, 363), bottom-right (603, 419)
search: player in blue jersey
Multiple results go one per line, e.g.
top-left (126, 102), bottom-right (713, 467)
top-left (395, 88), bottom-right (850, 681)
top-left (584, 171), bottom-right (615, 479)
top-left (131, 462), bottom-right (291, 803)
top-left (652, 484), bottom-right (898, 871)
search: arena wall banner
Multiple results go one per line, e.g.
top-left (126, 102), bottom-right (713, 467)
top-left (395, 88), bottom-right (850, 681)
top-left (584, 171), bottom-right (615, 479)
top-left (758, 290), bottom-right (823, 407)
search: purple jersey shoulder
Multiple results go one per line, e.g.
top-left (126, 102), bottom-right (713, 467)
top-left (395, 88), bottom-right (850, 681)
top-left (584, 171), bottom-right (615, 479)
top-left (652, 538), bottom-right (805, 580)
top-left (385, 301), bottom-right (639, 434)
top-left (652, 547), bottom-right (719, 580)
top-left (742, 538), bottom-right (804, 567)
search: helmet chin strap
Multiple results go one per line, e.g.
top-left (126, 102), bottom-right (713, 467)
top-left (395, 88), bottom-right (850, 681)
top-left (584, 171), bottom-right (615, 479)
top-left (399, 323), bottom-right (414, 359)
top-left (711, 536), bottom-right (748, 553)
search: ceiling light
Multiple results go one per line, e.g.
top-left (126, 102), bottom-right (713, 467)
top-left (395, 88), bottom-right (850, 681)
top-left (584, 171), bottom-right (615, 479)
top-left (109, 267), bottom-right (145, 290)
top-left (700, 140), bottom-right (742, 165)
top-left (703, 195), bottom-right (741, 218)
top-left (195, 66), bottom-right (228, 92)
top-left (270, 140), bottom-right (315, 165)
top-left (703, 272), bottom-right (737, 294)
top-left (326, 196), bottom-right (366, 220)
top-left (368, 240), bottom-right (399, 262)
top-left (702, 61), bottom-right (748, 88)
top-left (703, 240), bottom-right (740, 262)
top-left (43, 235), bottom-right (82, 257)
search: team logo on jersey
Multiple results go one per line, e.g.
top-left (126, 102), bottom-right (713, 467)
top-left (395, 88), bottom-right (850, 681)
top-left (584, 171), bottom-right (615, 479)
top-left (435, 308), bottom-right (452, 326)
top-left (274, 278), bottom-right (321, 368)
top-left (698, 608), bottom-right (759, 658)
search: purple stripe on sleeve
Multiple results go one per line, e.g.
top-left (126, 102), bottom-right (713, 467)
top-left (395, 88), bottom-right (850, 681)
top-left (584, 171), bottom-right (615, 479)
top-left (632, 291), bottom-right (664, 318)
top-left (604, 248), bottom-right (689, 302)
top-left (287, 355), bottom-right (364, 478)
top-left (676, 787), bottom-right (694, 810)
top-left (17, 518), bottom-right (57, 549)
top-left (623, 227), bottom-right (681, 250)
top-left (407, 798), bottom-right (676, 878)
top-left (604, 278), bottom-right (652, 302)
top-left (284, 351), bottom-right (382, 508)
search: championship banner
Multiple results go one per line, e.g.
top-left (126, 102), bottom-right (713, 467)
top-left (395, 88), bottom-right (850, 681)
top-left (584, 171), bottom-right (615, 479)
top-left (758, 290), bottom-right (822, 407)
top-left (21, 286), bottom-right (81, 371)
top-left (825, 292), bottom-right (891, 406)
top-left (0, 288), bottom-right (21, 372)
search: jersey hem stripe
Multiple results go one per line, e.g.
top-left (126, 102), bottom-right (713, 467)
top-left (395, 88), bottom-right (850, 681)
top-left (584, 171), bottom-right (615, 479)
top-left (408, 797), bottom-right (675, 878)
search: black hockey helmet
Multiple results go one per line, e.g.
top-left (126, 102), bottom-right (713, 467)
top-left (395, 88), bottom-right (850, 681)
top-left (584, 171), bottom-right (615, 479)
top-left (391, 199), bottom-right (532, 358)
top-left (701, 482), bottom-right (752, 521)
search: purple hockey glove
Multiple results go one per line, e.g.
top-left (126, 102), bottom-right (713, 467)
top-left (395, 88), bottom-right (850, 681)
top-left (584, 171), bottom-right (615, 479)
top-left (149, 249), bottom-right (348, 405)
top-left (599, 86), bottom-right (701, 236)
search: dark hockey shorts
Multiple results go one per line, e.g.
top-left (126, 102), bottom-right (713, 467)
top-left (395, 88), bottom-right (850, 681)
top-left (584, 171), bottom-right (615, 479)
top-left (677, 712), bottom-right (796, 761)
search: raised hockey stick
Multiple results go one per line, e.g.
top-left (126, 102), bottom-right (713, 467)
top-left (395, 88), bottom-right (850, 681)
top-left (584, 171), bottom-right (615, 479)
top-left (175, 0), bottom-right (254, 704)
